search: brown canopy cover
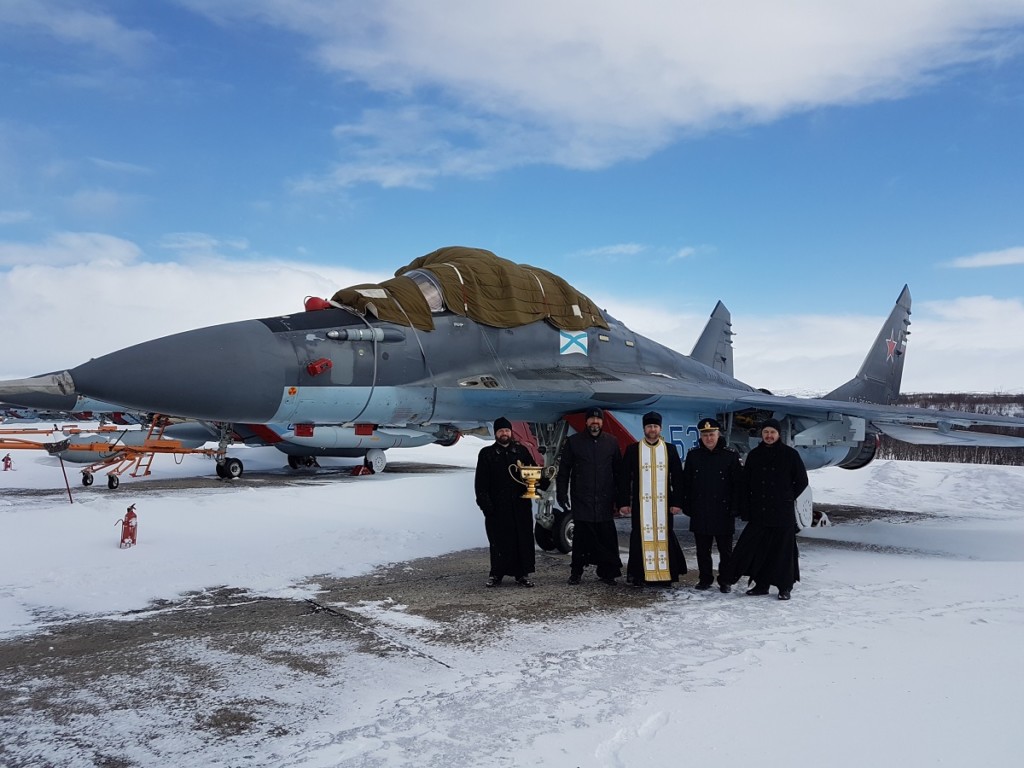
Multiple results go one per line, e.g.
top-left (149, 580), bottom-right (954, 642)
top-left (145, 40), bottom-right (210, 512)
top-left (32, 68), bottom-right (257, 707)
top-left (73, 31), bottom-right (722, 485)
top-left (329, 246), bottom-right (608, 332)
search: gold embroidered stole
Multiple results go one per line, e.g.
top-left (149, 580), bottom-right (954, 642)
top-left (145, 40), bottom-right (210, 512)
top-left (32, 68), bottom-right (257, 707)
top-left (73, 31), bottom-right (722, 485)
top-left (638, 438), bottom-right (671, 582)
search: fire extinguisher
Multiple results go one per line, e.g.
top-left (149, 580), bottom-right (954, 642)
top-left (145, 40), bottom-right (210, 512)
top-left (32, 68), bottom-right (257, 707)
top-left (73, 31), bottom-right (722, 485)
top-left (116, 504), bottom-right (138, 548)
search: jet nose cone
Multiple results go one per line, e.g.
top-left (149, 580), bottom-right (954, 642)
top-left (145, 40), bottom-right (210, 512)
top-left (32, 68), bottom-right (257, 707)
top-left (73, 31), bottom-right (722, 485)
top-left (71, 320), bottom-right (293, 422)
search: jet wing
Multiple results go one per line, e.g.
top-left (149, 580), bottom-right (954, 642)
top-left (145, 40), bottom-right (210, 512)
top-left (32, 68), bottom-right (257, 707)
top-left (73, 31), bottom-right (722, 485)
top-left (729, 391), bottom-right (1024, 447)
top-left (872, 424), bottom-right (1024, 447)
top-left (582, 372), bottom-right (1023, 448)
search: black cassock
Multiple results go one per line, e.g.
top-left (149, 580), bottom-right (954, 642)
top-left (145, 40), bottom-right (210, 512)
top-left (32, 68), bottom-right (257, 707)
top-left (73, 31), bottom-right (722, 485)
top-left (556, 430), bottom-right (624, 579)
top-left (474, 440), bottom-right (538, 579)
top-left (730, 440), bottom-right (809, 591)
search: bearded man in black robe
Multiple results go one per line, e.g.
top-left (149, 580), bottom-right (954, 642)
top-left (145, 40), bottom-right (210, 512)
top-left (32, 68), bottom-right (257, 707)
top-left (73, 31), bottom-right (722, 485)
top-left (729, 418), bottom-right (809, 600)
top-left (556, 407), bottom-right (624, 585)
top-left (474, 417), bottom-right (540, 587)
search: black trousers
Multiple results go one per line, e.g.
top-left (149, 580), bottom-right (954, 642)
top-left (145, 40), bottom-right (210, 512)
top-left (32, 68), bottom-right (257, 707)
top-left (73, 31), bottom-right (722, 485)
top-left (694, 532), bottom-right (734, 586)
top-left (570, 520), bottom-right (622, 579)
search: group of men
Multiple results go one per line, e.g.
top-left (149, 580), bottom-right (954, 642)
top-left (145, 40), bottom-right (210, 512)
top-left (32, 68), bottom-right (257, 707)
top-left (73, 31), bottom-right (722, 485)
top-left (474, 408), bottom-right (808, 600)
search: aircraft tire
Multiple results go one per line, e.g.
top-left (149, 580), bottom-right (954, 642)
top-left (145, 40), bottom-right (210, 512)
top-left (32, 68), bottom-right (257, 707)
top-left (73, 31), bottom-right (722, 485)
top-left (553, 510), bottom-right (574, 554)
top-left (82, 472), bottom-right (94, 487)
top-left (287, 455), bottom-right (301, 470)
top-left (365, 448), bottom-right (387, 474)
top-left (107, 475), bottom-right (119, 490)
top-left (534, 523), bottom-right (557, 551)
top-left (223, 458), bottom-right (244, 479)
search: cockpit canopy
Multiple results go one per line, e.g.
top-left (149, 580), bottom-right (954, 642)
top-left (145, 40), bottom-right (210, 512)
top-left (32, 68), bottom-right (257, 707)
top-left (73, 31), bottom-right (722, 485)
top-left (329, 246), bottom-right (609, 332)
top-left (403, 269), bottom-right (445, 313)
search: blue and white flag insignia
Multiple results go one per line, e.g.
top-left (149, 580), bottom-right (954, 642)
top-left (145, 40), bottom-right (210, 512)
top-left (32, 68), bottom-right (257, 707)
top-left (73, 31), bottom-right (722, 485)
top-left (560, 330), bottom-right (588, 356)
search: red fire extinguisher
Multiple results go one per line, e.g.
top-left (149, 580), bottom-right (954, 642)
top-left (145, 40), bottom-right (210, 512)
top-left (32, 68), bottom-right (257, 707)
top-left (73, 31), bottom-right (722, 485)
top-left (116, 504), bottom-right (138, 548)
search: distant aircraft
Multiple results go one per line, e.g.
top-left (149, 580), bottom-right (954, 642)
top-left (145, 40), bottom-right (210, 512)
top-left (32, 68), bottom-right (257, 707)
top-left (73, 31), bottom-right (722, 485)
top-left (1, 399), bottom-right (445, 477)
top-left (2, 246), bottom-right (1021, 547)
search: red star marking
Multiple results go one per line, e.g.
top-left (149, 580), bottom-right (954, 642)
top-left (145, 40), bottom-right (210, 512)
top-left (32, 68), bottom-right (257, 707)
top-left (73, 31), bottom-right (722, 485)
top-left (885, 331), bottom-right (898, 362)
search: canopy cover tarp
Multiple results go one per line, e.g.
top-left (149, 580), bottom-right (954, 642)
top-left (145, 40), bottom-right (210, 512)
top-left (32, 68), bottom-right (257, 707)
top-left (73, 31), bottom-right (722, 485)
top-left (329, 246), bottom-right (608, 332)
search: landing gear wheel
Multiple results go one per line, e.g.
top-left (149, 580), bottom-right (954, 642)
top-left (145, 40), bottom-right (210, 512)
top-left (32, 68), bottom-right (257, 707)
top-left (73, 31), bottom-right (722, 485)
top-left (82, 472), bottom-right (94, 487)
top-left (288, 455), bottom-right (301, 470)
top-left (223, 457), bottom-right (244, 479)
top-left (534, 523), bottom-right (557, 551)
top-left (107, 474), bottom-right (119, 490)
top-left (364, 448), bottom-right (387, 474)
top-left (554, 510), bottom-right (574, 554)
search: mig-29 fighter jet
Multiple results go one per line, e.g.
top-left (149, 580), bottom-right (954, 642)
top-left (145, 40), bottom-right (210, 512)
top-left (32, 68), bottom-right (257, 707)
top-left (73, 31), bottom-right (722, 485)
top-left (2, 246), bottom-right (1021, 547)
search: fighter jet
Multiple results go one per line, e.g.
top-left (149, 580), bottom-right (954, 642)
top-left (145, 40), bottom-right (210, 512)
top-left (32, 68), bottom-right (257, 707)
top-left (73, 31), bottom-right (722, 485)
top-left (2, 246), bottom-right (1021, 543)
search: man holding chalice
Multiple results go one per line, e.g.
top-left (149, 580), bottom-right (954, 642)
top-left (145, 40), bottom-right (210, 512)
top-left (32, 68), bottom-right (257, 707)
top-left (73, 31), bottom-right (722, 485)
top-left (474, 417), bottom-right (549, 587)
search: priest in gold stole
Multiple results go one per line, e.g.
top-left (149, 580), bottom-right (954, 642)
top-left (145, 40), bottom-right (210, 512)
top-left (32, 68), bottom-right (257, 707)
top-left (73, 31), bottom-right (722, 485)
top-left (617, 411), bottom-right (687, 586)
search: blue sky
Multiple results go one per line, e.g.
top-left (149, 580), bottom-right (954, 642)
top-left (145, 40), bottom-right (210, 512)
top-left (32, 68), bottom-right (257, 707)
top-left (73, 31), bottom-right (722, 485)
top-left (1, 1), bottom-right (1023, 392)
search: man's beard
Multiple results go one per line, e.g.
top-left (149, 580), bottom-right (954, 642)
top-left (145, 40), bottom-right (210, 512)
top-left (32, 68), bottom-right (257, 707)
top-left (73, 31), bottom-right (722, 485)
top-left (587, 424), bottom-right (602, 436)
top-left (496, 435), bottom-right (511, 446)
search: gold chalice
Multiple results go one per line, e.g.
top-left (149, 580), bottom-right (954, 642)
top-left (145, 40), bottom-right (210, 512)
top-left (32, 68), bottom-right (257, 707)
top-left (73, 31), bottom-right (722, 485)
top-left (509, 460), bottom-right (544, 499)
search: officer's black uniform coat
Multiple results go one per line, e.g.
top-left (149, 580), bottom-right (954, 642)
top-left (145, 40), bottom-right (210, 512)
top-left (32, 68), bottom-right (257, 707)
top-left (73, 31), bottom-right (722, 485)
top-left (681, 440), bottom-right (743, 535)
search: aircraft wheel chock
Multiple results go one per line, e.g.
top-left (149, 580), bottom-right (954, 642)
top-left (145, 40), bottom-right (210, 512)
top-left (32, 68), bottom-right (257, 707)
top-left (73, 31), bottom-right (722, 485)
top-left (534, 523), bottom-right (557, 551)
top-left (107, 475), bottom-right (119, 490)
top-left (364, 448), bottom-right (387, 474)
top-left (223, 457), bottom-right (244, 479)
top-left (554, 510), bottom-right (574, 554)
top-left (82, 472), bottom-right (94, 487)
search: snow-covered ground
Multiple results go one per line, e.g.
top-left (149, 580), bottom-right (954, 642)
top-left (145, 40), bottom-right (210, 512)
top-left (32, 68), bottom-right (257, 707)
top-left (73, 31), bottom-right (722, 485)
top-left (1, 439), bottom-right (1023, 766)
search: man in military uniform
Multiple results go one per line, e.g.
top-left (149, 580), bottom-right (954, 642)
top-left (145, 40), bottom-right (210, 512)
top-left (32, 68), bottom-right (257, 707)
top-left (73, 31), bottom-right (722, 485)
top-left (681, 418), bottom-right (743, 592)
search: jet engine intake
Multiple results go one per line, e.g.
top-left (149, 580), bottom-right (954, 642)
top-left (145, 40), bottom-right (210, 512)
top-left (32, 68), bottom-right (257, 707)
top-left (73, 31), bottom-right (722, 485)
top-left (837, 430), bottom-right (880, 470)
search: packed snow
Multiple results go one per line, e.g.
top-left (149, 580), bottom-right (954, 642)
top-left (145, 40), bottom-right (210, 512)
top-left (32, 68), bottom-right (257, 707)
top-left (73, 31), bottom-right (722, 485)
top-left (1, 438), bottom-right (1023, 766)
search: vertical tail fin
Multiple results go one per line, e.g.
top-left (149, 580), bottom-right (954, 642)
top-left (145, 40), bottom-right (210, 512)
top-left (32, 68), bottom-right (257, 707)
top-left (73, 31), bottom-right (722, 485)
top-left (690, 300), bottom-right (735, 377)
top-left (824, 285), bottom-right (911, 405)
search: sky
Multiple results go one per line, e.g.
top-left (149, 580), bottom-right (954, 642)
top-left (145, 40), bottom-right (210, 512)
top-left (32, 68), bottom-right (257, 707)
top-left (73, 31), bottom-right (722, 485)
top-left (1, 440), bottom-right (1023, 765)
top-left (1, 1), bottom-right (1024, 393)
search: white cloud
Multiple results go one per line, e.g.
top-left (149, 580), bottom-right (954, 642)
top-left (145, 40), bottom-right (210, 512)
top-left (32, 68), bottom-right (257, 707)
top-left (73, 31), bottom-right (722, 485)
top-left (185, 0), bottom-right (1024, 187)
top-left (668, 246), bottom-right (698, 263)
top-left (158, 232), bottom-right (252, 260)
top-left (0, 232), bottom-right (142, 268)
top-left (593, 292), bottom-right (1024, 395)
top-left (64, 187), bottom-right (140, 220)
top-left (88, 157), bottom-right (154, 175)
top-left (0, 209), bottom-right (31, 225)
top-left (947, 246), bottom-right (1024, 268)
top-left (0, 244), bottom-right (387, 379)
top-left (902, 296), bottom-right (1024, 392)
top-left (0, 0), bottom-right (157, 64)
top-left (575, 243), bottom-right (647, 260)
